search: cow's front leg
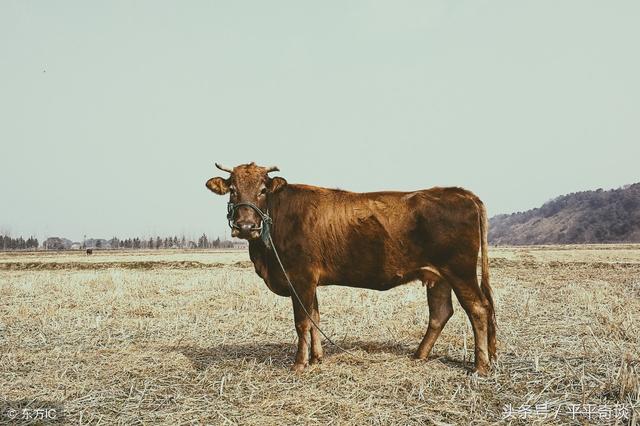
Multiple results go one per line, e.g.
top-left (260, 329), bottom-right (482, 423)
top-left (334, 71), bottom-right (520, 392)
top-left (309, 293), bottom-right (323, 365)
top-left (290, 286), bottom-right (316, 373)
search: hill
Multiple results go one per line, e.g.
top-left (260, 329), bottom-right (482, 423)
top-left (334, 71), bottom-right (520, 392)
top-left (489, 183), bottom-right (640, 245)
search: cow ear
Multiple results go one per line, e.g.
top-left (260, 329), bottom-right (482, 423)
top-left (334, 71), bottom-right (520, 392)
top-left (206, 177), bottom-right (230, 195)
top-left (268, 177), bottom-right (287, 193)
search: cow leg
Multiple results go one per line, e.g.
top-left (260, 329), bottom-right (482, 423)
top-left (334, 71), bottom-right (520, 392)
top-left (309, 293), bottom-right (323, 365)
top-left (445, 271), bottom-right (491, 376)
top-left (414, 281), bottom-right (453, 360)
top-left (290, 284), bottom-right (316, 373)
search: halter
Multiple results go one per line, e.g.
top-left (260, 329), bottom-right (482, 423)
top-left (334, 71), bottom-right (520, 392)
top-left (226, 201), bottom-right (273, 249)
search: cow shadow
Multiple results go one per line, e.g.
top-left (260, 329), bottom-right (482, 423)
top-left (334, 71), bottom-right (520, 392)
top-left (164, 340), bottom-right (469, 372)
top-left (168, 342), bottom-right (294, 370)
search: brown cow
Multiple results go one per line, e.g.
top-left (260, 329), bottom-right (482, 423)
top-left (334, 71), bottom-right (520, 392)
top-left (206, 162), bottom-right (496, 375)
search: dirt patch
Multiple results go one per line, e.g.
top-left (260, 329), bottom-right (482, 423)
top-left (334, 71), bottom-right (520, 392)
top-left (0, 260), bottom-right (255, 271)
top-left (490, 257), bottom-right (640, 270)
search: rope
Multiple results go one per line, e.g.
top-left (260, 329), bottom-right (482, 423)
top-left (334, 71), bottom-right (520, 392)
top-left (228, 201), bottom-right (391, 363)
top-left (267, 233), bottom-right (389, 363)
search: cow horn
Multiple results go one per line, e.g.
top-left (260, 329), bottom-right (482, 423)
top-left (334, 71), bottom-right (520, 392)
top-left (265, 166), bottom-right (280, 173)
top-left (215, 163), bottom-right (233, 173)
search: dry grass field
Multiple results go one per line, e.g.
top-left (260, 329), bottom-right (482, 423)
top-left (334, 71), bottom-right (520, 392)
top-left (0, 246), bottom-right (639, 424)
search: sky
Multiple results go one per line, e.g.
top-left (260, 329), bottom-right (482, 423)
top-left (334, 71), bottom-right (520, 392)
top-left (1, 1), bottom-right (638, 241)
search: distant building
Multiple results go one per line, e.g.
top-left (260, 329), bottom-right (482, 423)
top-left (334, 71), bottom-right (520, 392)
top-left (43, 237), bottom-right (73, 250)
top-left (84, 238), bottom-right (110, 249)
top-left (232, 240), bottom-right (249, 249)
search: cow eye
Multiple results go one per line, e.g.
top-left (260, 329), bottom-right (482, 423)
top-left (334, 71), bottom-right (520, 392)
top-left (259, 188), bottom-right (267, 196)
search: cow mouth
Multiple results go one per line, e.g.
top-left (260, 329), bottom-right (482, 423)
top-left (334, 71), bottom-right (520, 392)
top-left (232, 227), bottom-right (262, 240)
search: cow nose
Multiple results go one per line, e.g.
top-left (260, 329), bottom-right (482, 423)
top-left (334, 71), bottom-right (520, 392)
top-left (235, 222), bottom-right (255, 236)
top-left (239, 223), bottom-right (253, 232)
top-left (235, 221), bottom-right (260, 239)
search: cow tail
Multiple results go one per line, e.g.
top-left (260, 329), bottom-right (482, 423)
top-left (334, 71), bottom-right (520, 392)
top-left (477, 199), bottom-right (497, 362)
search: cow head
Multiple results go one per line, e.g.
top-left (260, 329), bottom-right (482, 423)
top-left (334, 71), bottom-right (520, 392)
top-left (206, 162), bottom-right (287, 239)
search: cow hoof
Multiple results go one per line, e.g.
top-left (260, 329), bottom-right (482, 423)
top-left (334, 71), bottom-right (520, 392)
top-left (309, 356), bottom-right (323, 365)
top-left (413, 350), bottom-right (427, 360)
top-left (290, 362), bottom-right (308, 373)
top-left (473, 364), bottom-right (490, 377)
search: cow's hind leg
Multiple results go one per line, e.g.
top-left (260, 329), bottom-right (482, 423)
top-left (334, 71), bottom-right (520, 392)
top-left (445, 270), bottom-right (491, 376)
top-left (309, 293), bottom-right (323, 364)
top-left (414, 281), bottom-right (453, 360)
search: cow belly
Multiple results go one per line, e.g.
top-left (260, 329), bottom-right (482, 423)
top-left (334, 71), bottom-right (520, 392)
top-left (320, 263), bottom-right (443, 291)
top-left (321, 280), bottom-right (403, 291)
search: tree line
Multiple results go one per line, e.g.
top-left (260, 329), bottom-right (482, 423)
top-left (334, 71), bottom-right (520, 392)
top-left (0, 234), bottom-right (240, 251)
top-left (1, 235), bottom-right (39, 250)
top-left (108, 235), bottom-right (234, 249)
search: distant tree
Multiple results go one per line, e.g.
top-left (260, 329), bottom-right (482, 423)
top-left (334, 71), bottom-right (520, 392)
top-left (109, 237), bottom-right (119, 249)
top-left (25, 236), bottom-right (38, 249)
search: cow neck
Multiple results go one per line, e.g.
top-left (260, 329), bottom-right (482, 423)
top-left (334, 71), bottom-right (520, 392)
top-left (265, 190), bottom-right (282, 246)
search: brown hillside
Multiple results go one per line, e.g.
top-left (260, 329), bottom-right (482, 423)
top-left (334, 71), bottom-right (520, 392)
top-left (489, 183), bottom-right (640, 245)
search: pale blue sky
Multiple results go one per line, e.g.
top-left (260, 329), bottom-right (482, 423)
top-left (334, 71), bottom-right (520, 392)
top-left (1, 1), bottom-right (638, 241)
